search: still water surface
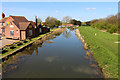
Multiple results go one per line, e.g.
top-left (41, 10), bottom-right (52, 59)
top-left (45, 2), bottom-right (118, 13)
top-left (3, 29), bottom-right (103, 78)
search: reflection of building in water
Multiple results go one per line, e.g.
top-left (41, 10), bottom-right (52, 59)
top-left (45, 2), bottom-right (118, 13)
top-left (22, 43), bottom-right (42, 56)
top-left (68, 27), bottom-right (75, 31)
top-left (35, 47), bottom-right (38, 56)
top-left (62, 29), bottom-right (72, 38)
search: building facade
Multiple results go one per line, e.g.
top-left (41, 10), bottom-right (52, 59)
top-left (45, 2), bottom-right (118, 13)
top-left (0, 13), bottom-right (49, 40)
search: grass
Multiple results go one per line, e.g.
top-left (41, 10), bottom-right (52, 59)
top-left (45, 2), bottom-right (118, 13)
top-left (78, 26), bottom-right (118, 78)
top-left (1, 28), bottom-right (59, 57)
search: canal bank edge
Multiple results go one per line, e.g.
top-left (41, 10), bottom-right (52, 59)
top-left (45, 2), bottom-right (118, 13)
top-left (1, 28), bottom-right (61, 60)
top-left (75, 29), bottom-right (104, 78)
top-left (76, 26), bottom-right (118, 78)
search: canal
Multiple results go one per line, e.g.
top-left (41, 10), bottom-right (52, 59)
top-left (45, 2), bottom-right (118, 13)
top-left (2, 28), bottom-right (103, 78)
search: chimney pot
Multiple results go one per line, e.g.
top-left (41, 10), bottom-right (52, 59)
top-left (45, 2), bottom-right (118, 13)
top-left (35, 16), bottom-right (37, 27)
top-left (2, 12), bottom-right (5, 18)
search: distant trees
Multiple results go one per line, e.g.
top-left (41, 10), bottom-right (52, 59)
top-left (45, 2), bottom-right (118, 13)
top-left (62, 16), bottom-right (72, 23)
top-left (90, 15), bottom-right (118, 33)
top-left (85, 21), bottom-right (91, 26)
top-left (37, 18), bottom-right (42, 23)
top-left (45, 16), bottom-right (62, 28)
top-left (69, 19), bottom-right (81, 26)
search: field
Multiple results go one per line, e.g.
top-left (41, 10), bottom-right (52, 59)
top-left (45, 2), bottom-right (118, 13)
top-left (78, 26), bottom-right (118, 78)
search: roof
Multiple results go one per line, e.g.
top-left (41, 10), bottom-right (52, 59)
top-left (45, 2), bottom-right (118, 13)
top-left (19, 22), bottom-right (31, 30)
top-left (10, 16), bottom-right (34, 30)
top-left (62, 23), bottom-right (73, 26)
top-left (29, 21), bottom-right (36, 28)
top-left (10, 16), bottom-right (28, 22)
top-left (10, 16), bottom-right (28, 27)
top-left (0, 17), bottom-right (8, 23)
top-left (0, 16), bottom-right (36, 30)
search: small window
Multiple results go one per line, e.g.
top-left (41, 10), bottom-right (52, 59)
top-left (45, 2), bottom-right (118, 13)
top-left (10, 30), bottom-right (14, 36)
top-left (10, 25), bottom-right (14, 27)
top-left (1, 23), bottom-right (3, 26)
top-left (29, 30), bottom-right (32, 36)
top-left (39, 28), bottom-right (42, 33)
top-left (16, 30), bottom-right (18, 33)
top-left (6, 22), bottom-right (8, 26)
top-left (2, 28), bottom-right (5, 32)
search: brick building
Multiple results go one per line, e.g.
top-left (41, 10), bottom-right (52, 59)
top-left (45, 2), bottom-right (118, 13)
top-left (0, 13), bottom-right (49, 40)
top-left (62, 23), bottom-right (73, 27)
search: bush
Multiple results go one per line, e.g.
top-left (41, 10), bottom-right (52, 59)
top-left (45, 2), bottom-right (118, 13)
top-left (90, 14), bottom-right (118, 33)
top-left (21, 40), bottom-right (28, 43)
top-left (17, 42), bottom-right (23, 46)
top-left (2, 47), bottom-right (8, 54)
top-left (106, 24), bottom-right (118, 33)
top-left (9, 44), bottom-right (16, 49)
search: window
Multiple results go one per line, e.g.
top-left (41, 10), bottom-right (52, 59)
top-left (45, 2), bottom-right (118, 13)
top-left (6, 22), bottom-right (8, 26)
top-left (16, 30), bottom-right (18, 33)
top-left (1, 23), bottom-right (3, 26)
top-left (2, 28), bottom-right (5, 32)
top-left (10, 25), bottom-right (14, 27)
top-left (39, 28), bottom-right (42, 33)
top-left (29, 30), bottom-right (32, 36)
top-left (10, 30), bottom-right (14, 36)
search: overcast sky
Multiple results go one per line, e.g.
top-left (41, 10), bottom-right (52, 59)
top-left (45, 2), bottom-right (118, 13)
top-left (1, 2), bottom-right (118, 22)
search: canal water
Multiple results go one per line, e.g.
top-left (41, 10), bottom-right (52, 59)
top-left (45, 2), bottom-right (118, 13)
top-left (2, 28), bottom-right (103, 78)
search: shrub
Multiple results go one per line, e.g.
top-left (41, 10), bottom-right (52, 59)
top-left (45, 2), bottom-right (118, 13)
top-left (106, 24), bottom-right (118, 33)
top-left (9, 44), bottom-right (16, 49)
top-left (21, 40), bottom-right (28, 43)
top-left (17, 42), bottom-right (23, 46)
top-left (2, 47), bottom-right (8, 54)
top-left (90, 14), bottom-right (118, 33)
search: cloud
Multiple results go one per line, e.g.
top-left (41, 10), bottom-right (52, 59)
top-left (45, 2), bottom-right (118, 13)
top-left (45, 56), bottom-right (58, 63)
top-left (106, 8), bottom-right (111, 10)
top-left (92, 8), bottom-right (96, 10)
top-left (86, 8), bottom-right (96, 10)
top-left (93, 12), bottom-right (96, 15)
top-left (86, 8), bottom-right (90, 10)
top-left (56, 10), bottom-right (58, 13)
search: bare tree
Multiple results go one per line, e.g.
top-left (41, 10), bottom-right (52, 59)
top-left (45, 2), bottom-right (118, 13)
top-left (62, 16), bottom-right (72, 24)
top-left (37, 18), bottom-right (42, 23)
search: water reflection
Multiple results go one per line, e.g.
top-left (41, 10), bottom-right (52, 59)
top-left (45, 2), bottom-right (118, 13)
top-left (2, 28), bottom-right (103, 78)
top-left (62, 29), bottom-right (72, 39)
top-left (45, 56), bottom-right (59, 63)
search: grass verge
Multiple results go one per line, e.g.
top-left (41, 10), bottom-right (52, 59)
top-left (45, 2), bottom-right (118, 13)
top-left (78, 26), bottom-right (118, 78)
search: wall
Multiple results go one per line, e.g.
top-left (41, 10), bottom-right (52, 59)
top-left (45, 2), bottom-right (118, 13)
top-left (26, 24), bottom-right (35, 39)
top-left (5, 22), bottom-right (20, 39)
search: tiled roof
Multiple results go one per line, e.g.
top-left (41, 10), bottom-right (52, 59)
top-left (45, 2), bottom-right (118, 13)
top-left (10, 16), bottom-right (28, 22)
top-left (0, 16), bottom-right (36, 30)
top-left (29, 21), bottom-right (36, 28)
top-left (62, 23), bottom-right (73, 26)
top-left (19, 22), bottom-right (31, 30)
top-left (10, 16), bottom-right (35, 30)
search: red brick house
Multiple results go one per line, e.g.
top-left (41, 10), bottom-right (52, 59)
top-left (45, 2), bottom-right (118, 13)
top-left (0, 14), bottom-right (35, 40)
top-left (0, 13), bottom-right (49, 40)
top-left (4, 16), bottom-right (35, 40)
top-left (62, 23), bottom-right (73, 27)
top-left (34, 16), bottom-right (50, 36)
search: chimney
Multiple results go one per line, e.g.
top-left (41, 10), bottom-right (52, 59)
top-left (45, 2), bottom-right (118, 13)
top-left (2, 12), bottom-right (5, 18)
top-left (35, 16), bottom-right (37, 27)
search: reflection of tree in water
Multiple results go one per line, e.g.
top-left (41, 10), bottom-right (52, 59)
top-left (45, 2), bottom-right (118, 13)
top-left (54, 32), bottom-right (61, 36)
top-left (68, 27), bottom-right (75, 31)
top-left (62, 30), bottom-right (72, 38)
top-left (23, 43), bottom-right (43, 56)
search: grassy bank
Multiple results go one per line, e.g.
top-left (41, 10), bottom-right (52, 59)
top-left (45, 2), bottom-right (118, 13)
top-left (78, 26), bottom-right (118, 78)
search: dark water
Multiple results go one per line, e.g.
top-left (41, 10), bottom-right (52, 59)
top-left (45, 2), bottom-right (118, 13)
top-left (2, 29), bottom-right (103, 78)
